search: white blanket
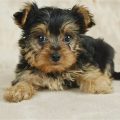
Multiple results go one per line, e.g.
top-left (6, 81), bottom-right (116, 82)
top-left (0, 0), bottom-right (120, 120)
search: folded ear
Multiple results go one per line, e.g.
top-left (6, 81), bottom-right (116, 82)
top-left (13, 2), bottom-right (38, 29)
top-left (72, 5), bottom-right (95, 33)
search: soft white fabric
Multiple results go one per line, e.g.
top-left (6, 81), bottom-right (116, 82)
top-left (0, 0), bottom-right (120, 120)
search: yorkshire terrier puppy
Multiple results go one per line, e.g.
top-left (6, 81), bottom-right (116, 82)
top-left (4, 2), bottom-right (120, 102)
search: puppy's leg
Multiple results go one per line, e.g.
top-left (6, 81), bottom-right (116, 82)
top-left (4, 81), bottom-right (35, 102)
top-left (4, 70), bottom-right (64, 102)
top-left (4, 70), bottom-right (41, 102)
top-left (78, 66), bottom-right (112, 94)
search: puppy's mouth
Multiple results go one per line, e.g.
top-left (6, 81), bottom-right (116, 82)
top-left (51, 62), bottom-right (60, 65)
top-left (50, 61), bottom-right (61, 67)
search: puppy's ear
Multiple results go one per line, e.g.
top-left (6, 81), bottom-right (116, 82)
top-left (13, 2), bottom-right (38, 29)
top-left (72, 5), bottom-right (95, 33)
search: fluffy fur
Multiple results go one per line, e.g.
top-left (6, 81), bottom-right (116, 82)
top-left (4, 2), bottom-right (120, 102)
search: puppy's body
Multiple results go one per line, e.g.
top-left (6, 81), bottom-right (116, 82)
top-left (4, 3), bottom-right (120, 102)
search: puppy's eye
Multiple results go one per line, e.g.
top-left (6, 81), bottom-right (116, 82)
top-left (64, 35), bottom-right (72, 43)
top-left (39, 35), bottom-right (47, 43)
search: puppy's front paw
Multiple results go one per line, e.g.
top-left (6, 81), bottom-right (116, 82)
top-left (94, 76), bottom-right (112, 94)
top-left (4, 82), bottom-right (35, 102)
top-left (80, 76), bottom-right (112, 94)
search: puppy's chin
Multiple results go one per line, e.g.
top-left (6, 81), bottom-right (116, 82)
top-left (39, 64), bottom-right (67, 73)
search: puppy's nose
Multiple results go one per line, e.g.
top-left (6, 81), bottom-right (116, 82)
top-left (51, 52), bottom-right (60, 62)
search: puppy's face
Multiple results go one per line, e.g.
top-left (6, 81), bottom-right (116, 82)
top-left (14, 3), bottom-right (95, 73)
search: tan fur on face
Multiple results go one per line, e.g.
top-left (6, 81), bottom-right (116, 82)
top-left (60, 21), bottom-right (83, 54)
top-left (23, 22), bottom-right (81, 73)
top-left (29, 43), bottom-right (76, 73)
top-left (31, 24), bottom-right (49, 36)
top-left (61, 20), bottom-right (79, 34)
top-left (23, 43), bottom-right (77, 74)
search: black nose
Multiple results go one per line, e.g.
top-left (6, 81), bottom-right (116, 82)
top-left (51, 52), bottom-right (60, 62)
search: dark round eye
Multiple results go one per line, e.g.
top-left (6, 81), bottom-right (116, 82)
top-left (39, 35), bottom-right (47, 43)
top-left (64, 35), bottom-right (72, 43)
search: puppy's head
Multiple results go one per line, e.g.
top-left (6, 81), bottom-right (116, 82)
top-left (14, 2), bottom-right (95, 73)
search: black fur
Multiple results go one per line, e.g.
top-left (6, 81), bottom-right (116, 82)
top-left (14, 3), bottom-right (94, 35)
top-left (78, 35), bottom-right (120, 79)
top-left (112, 72), bottom-right (120, 80)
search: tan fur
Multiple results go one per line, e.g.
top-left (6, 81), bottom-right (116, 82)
top-left (4, 81), bottom-right (35, 102)
top-left (29, 44), bottom-right (76, 73)
top-left (72, 5), bottom-right (93, 28)
top-left (31, 24), bottom-right (49, 35)
top-left (22, 23), bottom-right (78, 73)
top-left (4, 70), bottom-right (65, 102)
top-left (21, 3), bottom-right (32, 26)
top-left (68, 65), bottom-right (112, 94)
top-left (61, 21), bottom-right (84, 54)
top-left (61, 20), bottom-right (79, 34)
top-left (17, 71), bottom-right (64, 90)
top-left (4, 63), bottom-right (113, 102)
top-left (14, 3), bottom-right (32, 27)
top-left (79, 6), bottom-right (91, 27)
top-left (104, 64), bottom-right (112, 77)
